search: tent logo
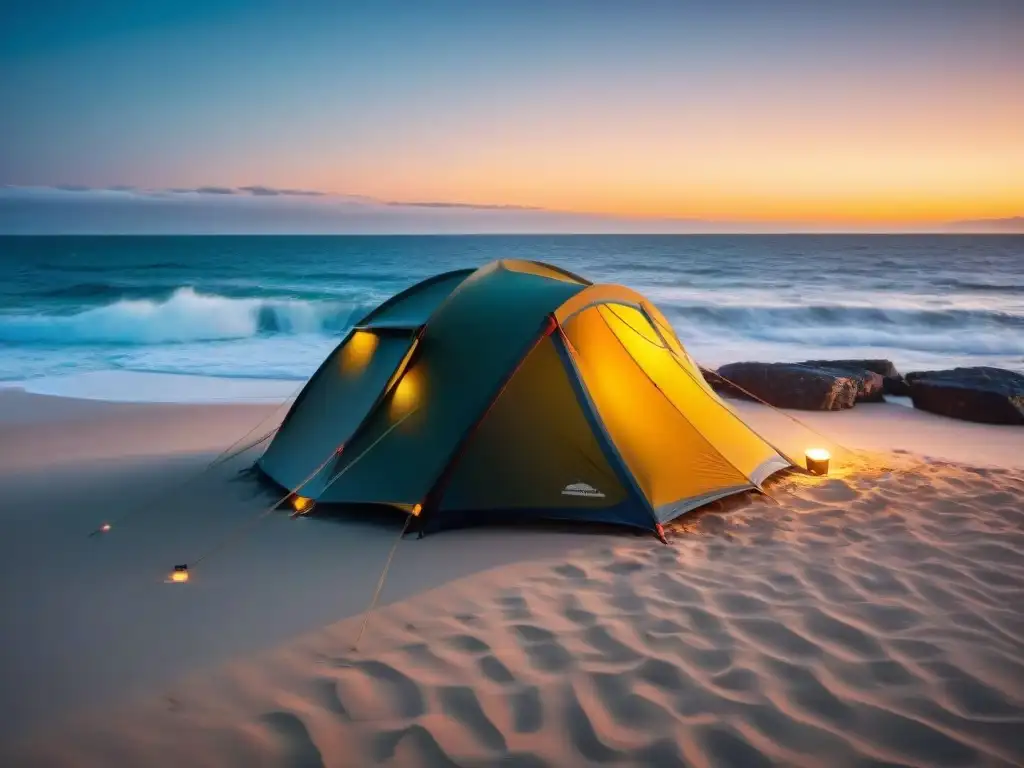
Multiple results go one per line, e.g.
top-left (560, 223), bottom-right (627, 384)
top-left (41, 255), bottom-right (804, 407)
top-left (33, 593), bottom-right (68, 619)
top-left (561, 482), bottom-right (605, 498)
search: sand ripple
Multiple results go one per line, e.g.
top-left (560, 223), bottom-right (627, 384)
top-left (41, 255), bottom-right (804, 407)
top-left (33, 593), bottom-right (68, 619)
top-left (8, 454), bottom-right (1024, 767)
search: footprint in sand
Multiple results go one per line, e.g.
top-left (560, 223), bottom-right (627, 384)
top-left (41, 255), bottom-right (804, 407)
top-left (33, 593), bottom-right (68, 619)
top-left (259, 711), bottom-right (326, 768)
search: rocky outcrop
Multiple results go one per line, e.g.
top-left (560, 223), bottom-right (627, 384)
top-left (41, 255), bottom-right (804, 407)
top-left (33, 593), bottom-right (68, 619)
top-left (800, 359), bottom-right (898, 378)
top-left (714, 362), bottom-right (859, 410)
top-left (905, 367), bottom-right (1024, 425)
top-left (882, 375), bottom-right (911, 397)
top-left (699, 367), bottom-right (745, 398)
top-left (799, 359), bottom-right (907, 397)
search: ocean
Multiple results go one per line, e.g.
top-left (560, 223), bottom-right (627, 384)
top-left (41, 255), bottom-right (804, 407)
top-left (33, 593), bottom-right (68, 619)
top-left (1, 235), bottom-right (1022, 402)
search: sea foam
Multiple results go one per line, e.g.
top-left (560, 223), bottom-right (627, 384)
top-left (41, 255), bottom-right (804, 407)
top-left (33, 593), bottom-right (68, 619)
top-left (0, 287), bottom-right (363, 345)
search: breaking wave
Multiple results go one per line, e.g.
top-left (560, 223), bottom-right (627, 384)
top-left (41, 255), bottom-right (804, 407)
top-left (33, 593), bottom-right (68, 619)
top-left (664, 303), bottom-right (1024, 356)
top-left (0, 288), bottom-right (365, 345)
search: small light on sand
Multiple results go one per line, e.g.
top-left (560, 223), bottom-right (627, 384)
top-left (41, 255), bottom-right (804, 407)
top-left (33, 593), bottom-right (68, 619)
top-left (412, 503), bottom-right (422, 516)
top-left (805, 448), bottom-right (831, 476)
top-left (292, 495), bottom-right (311, 513)
top-left (170, 565), bottom-right (189, 583)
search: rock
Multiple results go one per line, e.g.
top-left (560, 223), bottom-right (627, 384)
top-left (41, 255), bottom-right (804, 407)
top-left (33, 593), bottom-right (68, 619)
top-left (905, 367), bottom-right (1024, 425)
top-left (883, 375), bottom-right (911, 397)
top-left (798, 362), bottom-right (884, 403)
top-left (800, 359), bottom-right (899, 378)
top-left (699, 367), bottom-right (745, 398)
top-left (799, 359), bottom-right (906, 398)
top-left (714, 362), bottom-right (859, 410)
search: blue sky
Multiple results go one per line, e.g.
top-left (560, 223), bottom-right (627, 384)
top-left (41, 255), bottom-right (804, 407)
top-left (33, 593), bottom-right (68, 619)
top-left (2, 0), bottom-right (1022, 232)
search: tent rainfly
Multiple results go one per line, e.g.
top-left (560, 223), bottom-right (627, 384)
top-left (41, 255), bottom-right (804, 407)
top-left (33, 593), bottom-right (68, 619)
top-left (257, 260), bottom-right (792, 538)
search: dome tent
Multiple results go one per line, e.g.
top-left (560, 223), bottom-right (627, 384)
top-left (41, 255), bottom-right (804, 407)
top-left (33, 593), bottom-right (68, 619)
top-left (256, 260), bottom-right (791, 538)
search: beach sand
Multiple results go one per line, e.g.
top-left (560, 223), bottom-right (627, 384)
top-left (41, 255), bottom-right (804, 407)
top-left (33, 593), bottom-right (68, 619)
top-left (1, 388), bottom-right (1023, 766)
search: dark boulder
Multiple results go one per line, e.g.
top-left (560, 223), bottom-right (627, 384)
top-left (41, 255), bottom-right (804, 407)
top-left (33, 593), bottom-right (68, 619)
top-left (699, 367), bottom-right (746, 398)
top-left (883, 375), bottom-right (911, 397)
top-left (905, 367), bottom-right (1024, 425)
top-left (714, 362), bottom-right (859, 410)
top-left (799, 359), bottom-right (906, 398)
top-left (800, 359), bottom-right (899, 378)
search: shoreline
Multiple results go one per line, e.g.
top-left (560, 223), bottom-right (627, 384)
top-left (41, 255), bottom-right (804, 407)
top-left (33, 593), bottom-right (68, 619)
top-left (1, 370), bottom-right (305, 404)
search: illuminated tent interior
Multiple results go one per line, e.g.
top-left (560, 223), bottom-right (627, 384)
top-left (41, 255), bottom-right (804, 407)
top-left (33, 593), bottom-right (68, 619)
top-left (256, 260), bottom-right (792, 538)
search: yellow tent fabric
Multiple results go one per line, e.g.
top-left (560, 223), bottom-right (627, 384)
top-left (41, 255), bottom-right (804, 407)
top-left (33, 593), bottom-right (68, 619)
top-left (597, 304), bottom-right (786, 482)
top-left (559, 289), bottom-right (789, 520)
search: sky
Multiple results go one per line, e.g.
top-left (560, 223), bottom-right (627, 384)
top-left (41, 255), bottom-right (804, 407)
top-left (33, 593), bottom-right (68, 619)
top-left (1, 0), bottom-right (1022, 233)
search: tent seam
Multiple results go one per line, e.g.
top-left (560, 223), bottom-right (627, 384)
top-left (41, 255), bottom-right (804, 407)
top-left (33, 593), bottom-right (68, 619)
top-left (418, 316), bottom-right (558, 525)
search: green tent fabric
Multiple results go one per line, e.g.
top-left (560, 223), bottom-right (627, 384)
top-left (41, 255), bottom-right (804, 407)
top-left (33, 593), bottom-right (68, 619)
top-left (256, 259), bottom-right (791, 536)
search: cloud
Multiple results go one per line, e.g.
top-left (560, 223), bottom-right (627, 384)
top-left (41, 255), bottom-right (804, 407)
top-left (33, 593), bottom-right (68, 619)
top-left (0, 184), bottom-right (983, 234)
top-left (164, 185), bottom-right (238, 195)
top-left (193, 186), bottom-right (237, 195)
top-left (387, 200), bottom-right (543, 211)
top-left (238, 185), bottom-right (325, 197)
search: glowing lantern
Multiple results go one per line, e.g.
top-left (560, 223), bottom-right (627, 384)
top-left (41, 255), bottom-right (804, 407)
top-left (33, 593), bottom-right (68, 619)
top-left (99, 523), bottom-right (111, 533)
top-left (170, 565), bottom-right (189, 583)
top-left (805, 448), bottom-right (831, 476)
top-left (412, 503), bottom-right (422, 516)
top-left (292, 495), bottom-right (311, 514)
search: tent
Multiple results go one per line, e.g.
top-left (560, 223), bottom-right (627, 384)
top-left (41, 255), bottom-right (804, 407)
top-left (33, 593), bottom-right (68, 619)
top-left (256, 259), bottom-right (792, 538)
